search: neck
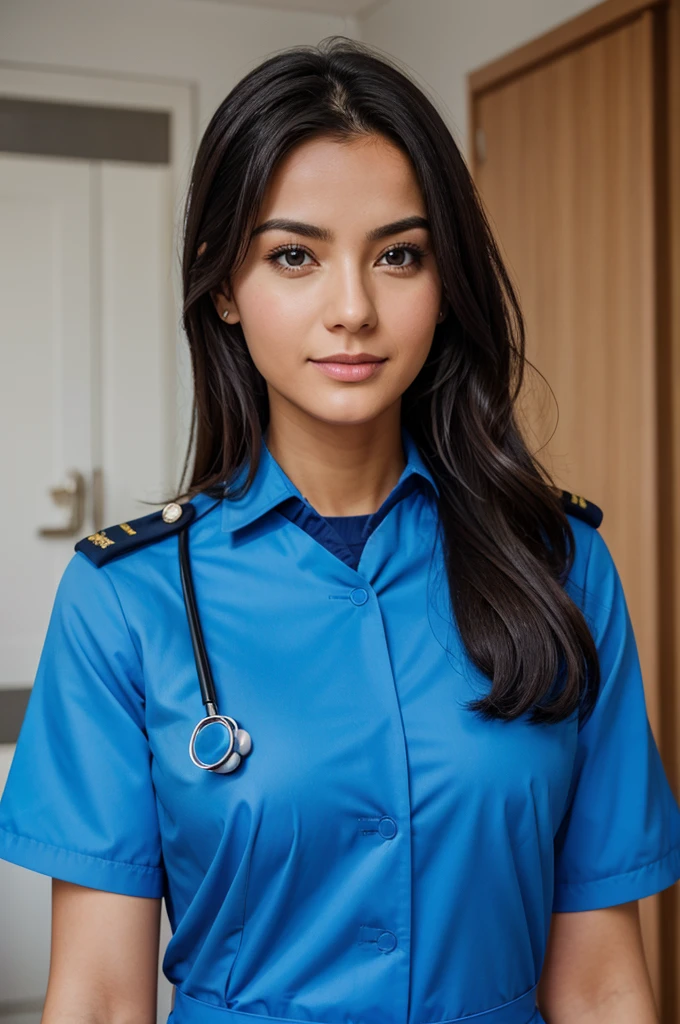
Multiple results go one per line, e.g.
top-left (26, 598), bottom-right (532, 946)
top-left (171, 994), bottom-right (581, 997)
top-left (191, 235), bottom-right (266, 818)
top-left (263, 404), bottom-right (405, 518)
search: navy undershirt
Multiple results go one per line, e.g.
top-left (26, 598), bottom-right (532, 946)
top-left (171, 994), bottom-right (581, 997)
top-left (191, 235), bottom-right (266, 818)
top-left (274, 473), bottom-right (427, 572)
top-left (322, 513), bottom-right (373, 564)
top-left (274, 499), bottom-right (380, 571)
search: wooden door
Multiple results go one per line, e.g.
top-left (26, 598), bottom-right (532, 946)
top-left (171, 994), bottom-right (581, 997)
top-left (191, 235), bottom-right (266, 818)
top-left (468, 0), bottom-right (673, 1014)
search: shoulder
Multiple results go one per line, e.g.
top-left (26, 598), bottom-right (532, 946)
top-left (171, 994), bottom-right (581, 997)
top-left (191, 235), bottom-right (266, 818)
top-left (74, 500), bottom-right (197, 568)
top-left (59, 500), bottom-right (202, 661)
top-left (45, 543), bottom-right (143, 676)
top-left (556, 489), bottom-right (604, 579)
top-left (556, 491), bottom-right (623, 623)
top-left (557, 489), bottom-right (603, 530)
top-left (550, 489), bottom-right (604, 599)
top-left (552, 488), bottom-right (603, 605)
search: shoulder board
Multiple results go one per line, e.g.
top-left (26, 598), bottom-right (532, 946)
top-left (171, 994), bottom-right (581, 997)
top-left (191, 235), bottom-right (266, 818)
top-left (75, 501), bottom-right (196, 567)
top-left (559, 490), bottom-right (603, 529)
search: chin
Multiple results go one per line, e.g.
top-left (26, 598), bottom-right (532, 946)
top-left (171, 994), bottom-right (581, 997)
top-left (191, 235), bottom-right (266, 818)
top-left (305, 406), bottom-right (393, 428)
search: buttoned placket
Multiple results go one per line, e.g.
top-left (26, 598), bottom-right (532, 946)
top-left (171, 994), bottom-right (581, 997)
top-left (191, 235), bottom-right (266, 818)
top-left (216, 428), bottom-right (440, 1024)
top-left (283, 491), bottom-right (421, 1024)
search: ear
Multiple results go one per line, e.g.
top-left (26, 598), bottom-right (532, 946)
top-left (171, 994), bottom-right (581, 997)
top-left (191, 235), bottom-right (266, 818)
top-left (211, 284), bottom-right (241, 325)
top-left (197, 241), bottom-right (241, 325)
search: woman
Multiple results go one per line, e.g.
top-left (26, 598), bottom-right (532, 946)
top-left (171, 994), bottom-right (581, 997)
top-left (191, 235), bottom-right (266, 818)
top-left (1, 36), bottom-right (679, 1024)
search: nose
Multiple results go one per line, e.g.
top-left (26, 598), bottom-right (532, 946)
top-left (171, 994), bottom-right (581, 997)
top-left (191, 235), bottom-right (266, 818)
top-left (322, 259), bottom-right (378, 333)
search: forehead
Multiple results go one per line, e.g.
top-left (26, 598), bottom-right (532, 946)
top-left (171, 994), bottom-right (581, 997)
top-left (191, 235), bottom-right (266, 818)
top-left (259, 134), bottom-right (425, 221)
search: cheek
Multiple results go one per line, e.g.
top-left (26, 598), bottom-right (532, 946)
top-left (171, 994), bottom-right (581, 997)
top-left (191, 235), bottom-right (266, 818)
top-left (244, 281), bottom-right (317, 333)
top-left (383, 290), bottom-right (439, 368)
top-left (235, 279), bottom-right (313, 375)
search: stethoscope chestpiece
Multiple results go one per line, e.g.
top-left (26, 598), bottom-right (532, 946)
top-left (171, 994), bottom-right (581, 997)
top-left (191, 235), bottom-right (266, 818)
top-left (189, 712), bottom-right (253, 774)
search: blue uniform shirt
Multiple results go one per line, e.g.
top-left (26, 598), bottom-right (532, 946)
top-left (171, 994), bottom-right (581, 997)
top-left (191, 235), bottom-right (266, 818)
top-left (2, 425), bottom-right (680, 1024)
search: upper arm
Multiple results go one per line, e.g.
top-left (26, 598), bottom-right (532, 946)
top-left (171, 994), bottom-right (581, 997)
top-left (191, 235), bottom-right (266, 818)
top-left (43, 879), bottom-right (162, 1024)
top-left (553, 527), bottom-right (680, 912)
top-left (0, 555), bottom-right (165, 1011)
top-left (537, 903), bottom-right (658, 1022)
top-left (541, 528), bottom-right (679, 1019)
top-left (0, 553), bottom-right (163, 897)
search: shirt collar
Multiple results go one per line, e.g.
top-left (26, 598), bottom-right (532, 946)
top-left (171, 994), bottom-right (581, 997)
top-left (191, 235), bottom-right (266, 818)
top-left (220, 423), bottom-right (439, 534)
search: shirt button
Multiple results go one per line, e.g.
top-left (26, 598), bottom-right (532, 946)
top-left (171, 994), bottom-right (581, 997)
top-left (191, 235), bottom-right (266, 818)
top-left (378, 816), bottom-right (397, 839)
top-left (350, 588), bottom-right (369, 605)
top-left (377, 930), bottom-right (397, 953)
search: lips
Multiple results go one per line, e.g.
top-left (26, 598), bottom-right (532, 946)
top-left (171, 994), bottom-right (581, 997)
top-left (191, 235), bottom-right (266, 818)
top-left (310, 357), bottom-right (387, 382)
top-left (311, 354), bottom-right (386, 364)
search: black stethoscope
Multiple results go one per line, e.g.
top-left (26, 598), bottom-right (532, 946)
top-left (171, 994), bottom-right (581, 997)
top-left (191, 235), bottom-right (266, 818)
top-left (176, 504), bottom-right (253, 775)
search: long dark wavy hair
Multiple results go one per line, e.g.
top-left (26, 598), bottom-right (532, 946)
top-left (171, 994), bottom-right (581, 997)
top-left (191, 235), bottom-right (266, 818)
top-left (178, 35), bottom-right (599, 727)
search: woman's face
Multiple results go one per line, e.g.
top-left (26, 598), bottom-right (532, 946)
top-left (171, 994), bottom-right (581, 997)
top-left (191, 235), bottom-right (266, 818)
top-left (215, 133), bottom-right (444, 430)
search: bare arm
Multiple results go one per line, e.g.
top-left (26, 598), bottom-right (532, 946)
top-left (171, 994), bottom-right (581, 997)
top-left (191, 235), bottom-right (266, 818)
top-left (42, 879), bottom-right (162, 1024)
top-left (537, 901), bottom-right (658, 1023)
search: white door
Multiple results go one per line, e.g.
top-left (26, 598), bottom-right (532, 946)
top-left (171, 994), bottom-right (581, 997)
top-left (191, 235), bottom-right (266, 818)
top-left (0, 155), bottom-right (94, 685)
top-left (0, 152), bottom-right (176, 1022)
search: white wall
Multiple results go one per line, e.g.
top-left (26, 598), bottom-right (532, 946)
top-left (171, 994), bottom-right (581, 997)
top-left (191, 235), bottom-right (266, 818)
top-left (0, 0), bottom-right (359, 129)
top-left (0, 0), bottom-right (608, 235)
top-left (358, 0), bottom-right (600, 158)
top-left (0, 0), bottom-right (362, 487)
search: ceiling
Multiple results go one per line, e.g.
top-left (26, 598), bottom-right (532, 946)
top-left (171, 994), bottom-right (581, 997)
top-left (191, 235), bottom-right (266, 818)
top-left (195, 0), bottom-right (390, 16)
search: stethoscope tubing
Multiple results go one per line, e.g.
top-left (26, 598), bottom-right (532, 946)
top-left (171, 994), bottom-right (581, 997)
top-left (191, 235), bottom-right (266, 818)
top-left (178, 525), bottom-right (218, 714)
top-left (178, 509), bottom-right (252, 773)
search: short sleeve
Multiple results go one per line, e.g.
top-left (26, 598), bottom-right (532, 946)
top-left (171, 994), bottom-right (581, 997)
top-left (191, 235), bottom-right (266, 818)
top-left (553, 527), bottom-right (680, 912)
top-left (0, 552), bottom-right (164, 897)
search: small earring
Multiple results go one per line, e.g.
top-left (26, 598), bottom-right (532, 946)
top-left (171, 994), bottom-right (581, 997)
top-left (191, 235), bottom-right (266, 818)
top-left (437, 310), bottom-right (444, 320)
top-left (222, 310), bottom-right (230, 321)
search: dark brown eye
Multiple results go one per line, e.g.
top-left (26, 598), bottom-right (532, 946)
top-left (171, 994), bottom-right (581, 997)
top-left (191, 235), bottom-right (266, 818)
top-left (377, 244), bottom-right (427, 269)
top-left (384, 248), bottom-right (408, 266)
top-left (266, 244), bottom-right (313, 270)
top-left (281, 248), bottom-right (306, 266)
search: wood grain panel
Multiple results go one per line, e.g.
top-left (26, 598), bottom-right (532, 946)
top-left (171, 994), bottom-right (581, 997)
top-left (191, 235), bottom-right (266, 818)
top-left (468, 0), bottom-right (664, 94)
top-left (470, 8), bottom-right (664, 1001)
top-left (662, 0), bottom-right (680, 1010)
top-left (474, 15), bottom-right (657, 707)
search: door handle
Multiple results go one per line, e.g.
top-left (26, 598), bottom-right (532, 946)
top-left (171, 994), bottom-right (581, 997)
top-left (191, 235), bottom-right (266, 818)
top-left (38, 469), bottom-right (86, 538)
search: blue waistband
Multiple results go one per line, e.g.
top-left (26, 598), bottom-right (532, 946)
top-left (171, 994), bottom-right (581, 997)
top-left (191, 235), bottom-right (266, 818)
top-left (170, 984), bottom-right (540, 1024)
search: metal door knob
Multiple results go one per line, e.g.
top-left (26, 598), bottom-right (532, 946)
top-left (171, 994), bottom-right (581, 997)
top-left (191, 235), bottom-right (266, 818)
top-left (38, 469), bottom-right (86, 537)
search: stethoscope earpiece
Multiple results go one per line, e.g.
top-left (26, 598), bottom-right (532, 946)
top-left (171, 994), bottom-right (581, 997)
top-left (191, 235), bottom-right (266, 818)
top-left (179, 522), bottom-right (253, 775)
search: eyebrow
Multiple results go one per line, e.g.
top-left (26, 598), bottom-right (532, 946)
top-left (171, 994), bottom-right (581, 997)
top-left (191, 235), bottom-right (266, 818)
top-left (250, 215), bottom-right (430, 243)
